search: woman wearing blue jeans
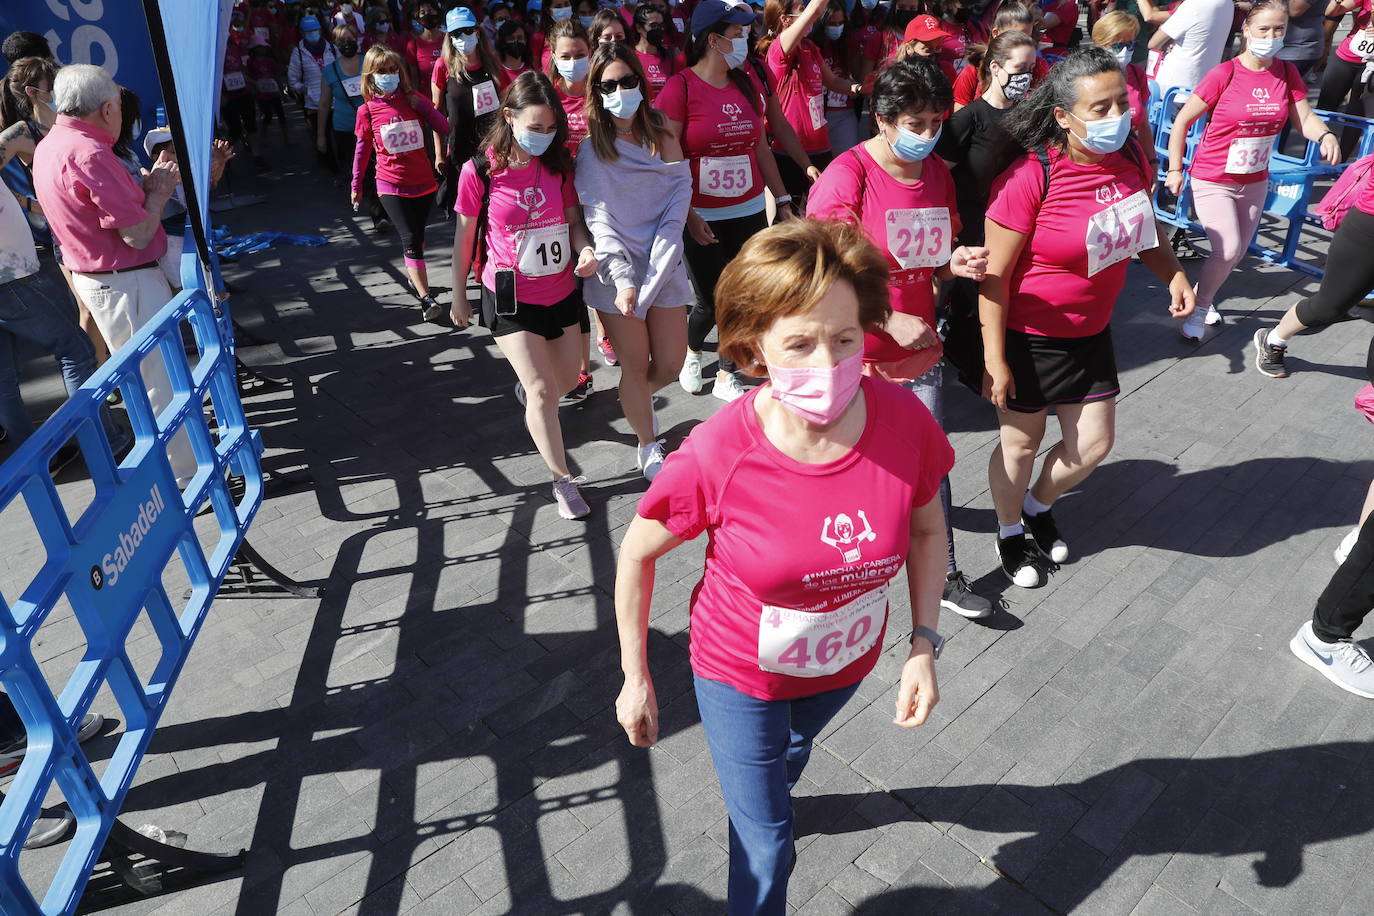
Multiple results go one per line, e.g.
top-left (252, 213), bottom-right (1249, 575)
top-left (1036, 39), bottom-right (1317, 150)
top-left (613, 219), bottom-right (953, 912)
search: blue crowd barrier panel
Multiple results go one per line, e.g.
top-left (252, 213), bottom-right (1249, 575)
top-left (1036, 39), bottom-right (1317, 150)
top-left (0, 287), bottom-right (262, 915)
top-left (1149, 86), bottom-right (1208, 233)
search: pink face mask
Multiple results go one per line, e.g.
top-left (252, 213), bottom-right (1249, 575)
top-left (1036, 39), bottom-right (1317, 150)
top-left (764, 351), bottom-right (864, 425)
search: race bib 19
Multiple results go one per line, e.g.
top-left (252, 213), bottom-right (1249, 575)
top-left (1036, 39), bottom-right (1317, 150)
top-left (885, 207), bottom-right (951, 270)
top-left (699, 154), bottom-right (753, 198)
top-left (472, 80), bottom-right (500, 117)
top-left (757, 584), bottom-right (887, 678)
top-left (379, 119), bottom-right (423, 154)
top-left (224, 71), bottom-right (246, 92)
top-left (1226, 133), bottom-right (1276, 175)
top-left (342, 74), bottom-right (364, 97)
top-left (1085, 189), bottom-right (1157, 277)
top-left (516, 223), bottom-right (571, 278)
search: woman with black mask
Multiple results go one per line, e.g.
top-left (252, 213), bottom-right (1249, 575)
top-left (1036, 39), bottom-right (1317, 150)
top-left (494, 18), bottom-right (534, 89)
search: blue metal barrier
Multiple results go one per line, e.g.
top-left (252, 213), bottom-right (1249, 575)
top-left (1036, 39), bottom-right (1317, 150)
top-left (0, 286), bottom-right (263, 915)
top-left (1149, 86), bottom-right (1207, 231)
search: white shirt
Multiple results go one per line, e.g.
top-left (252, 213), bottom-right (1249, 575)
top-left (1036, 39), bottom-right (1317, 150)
top-left (0, 192), bottom-right (40, 285)
top-left (1154, 0), bottom-right (1234, 93)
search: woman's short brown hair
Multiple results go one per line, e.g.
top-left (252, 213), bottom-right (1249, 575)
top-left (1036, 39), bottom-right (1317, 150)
top-left (716, 219), bottom-right (892, 376)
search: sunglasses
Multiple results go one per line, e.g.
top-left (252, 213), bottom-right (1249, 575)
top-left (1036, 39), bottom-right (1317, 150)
top-left (595, 74), bottom-right (642, 94)
top-left (453, 26), bottom-right (479, 35)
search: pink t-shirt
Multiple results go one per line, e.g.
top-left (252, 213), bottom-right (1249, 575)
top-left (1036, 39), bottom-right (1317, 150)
top-left (986, 145), bottom-right (1155, 338)
top-left (353, 93), bottom-right (449, 196)
top-left (406, 34), bottom-right (446, 78)
top-left (1042, 0), bottom-right (1077, 55)
top-left (938, 18), bottom-right (987, 74)
top-left (455, 154), bottom-right (579, 304)
top-left (863, 28), bottom-right (902, 66)
top-left (819, 41), bottom-right (853, 111)
top-left (556, 84), bottom-right (589, 153)
top-left (636, 48), bottom-right (675, 97)
top-left (1353, 164), bottom-right (1374, 217)
top-left (1336, 1), bottom-right (1373, 65)
top-left (807, 145), bottom-right (959, 363)
top-left (1125, 63), bottom-right (1150, 133)
top-left (638, 376), bottom-right (954, 701)
top-left (32, 117), bottom-right (168, 272)
top-left (1189, 59), bottom-right (1306, 185)
top-left (655, 68), bottom-right (767, 214)
top-left (765, 38), bottom-right (829, 154)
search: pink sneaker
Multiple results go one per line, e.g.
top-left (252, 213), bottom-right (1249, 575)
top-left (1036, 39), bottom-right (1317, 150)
top-left (567, 370), bottom-right (593, 400)
top-left (553, 475), bottom-right (590, 519)
top-left (597, 337), bottom-right (619, 367)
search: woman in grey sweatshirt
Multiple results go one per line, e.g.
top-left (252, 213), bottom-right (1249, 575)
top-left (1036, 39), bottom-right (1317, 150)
top-left (576, 42), bottom-right (693, 482)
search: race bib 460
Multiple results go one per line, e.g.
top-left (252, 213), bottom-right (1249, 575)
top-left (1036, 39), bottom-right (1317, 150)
top-left (757, 584), bottom-right (887, 678)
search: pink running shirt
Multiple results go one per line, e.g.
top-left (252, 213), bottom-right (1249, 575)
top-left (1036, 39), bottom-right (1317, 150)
top-left (1189, 59), bottom-right (1306, 185)
top-left (655, 68), bottom-right (767, 214)
top-left (765, 38), bottom-right (830, 153)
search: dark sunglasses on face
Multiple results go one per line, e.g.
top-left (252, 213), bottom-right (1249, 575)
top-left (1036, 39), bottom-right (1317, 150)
top-left (594, 73), bottom-right (642, 94)
top-left (454, 26), bottom-right (479, 35)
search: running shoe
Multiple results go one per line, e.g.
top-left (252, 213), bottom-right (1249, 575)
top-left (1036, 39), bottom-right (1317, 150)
top-left (48, 444), bottom-right (81, 478)
top-left (1179, 310), bottom-right (1206, 341)
top-left (1336, 526), bottom-right (1360, 566)
top-left (514, 382), bottom-right (527, 408)
top-left (941, 571), bottom-right (993, 619)
top-left (567, 370), bottom-right (593, 401)
top-left (637, 440), bottom-right (667, 482)
top-left (23, 808), bottom-right (74, 849)
top-left (1203, 305), bottom-right (1224, 326)
top-left (996, 533), bottom-right (1054, 589)
top-left (1253, 328), bottom-right (1289, 378)
top-left (679, 352), bottom-right (703, 395)
top-left (1290, 620), bottom-right (1374, 698)
top-left (598, 337), bottom-right (619, 367)
top-left (420, 295), bottom-right (443, 322)
top-left (0, 713), bottom-right (105, 778)
top-left (1022, 505), bottom-right (1069, 563)
top-left (553, 475), bottom-right (591, 519)
top-left (713, 373), bottom-right (746, 403)
top-left (374, 218), bottom-right (392, 234)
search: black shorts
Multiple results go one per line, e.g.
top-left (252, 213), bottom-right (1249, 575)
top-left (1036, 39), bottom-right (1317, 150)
top-left (221, 94), bottom-right (257, 139)
top-left (1004, 326), bottom-right (1119, 413)
top-left (480, 286), bottom-right (590, 340)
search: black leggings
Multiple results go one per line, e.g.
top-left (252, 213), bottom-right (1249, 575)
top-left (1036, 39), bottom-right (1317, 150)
top-left (379, 191), bottom-right (436, 265)
top-left (1294, 206), bottom-right (1374, 328)
top-left (1316, 56), bottom-right (1374, 158)
top-left (1315, 508), bottom-right (1374, 641)
top-left (684, 209), bottom-right (769, 374)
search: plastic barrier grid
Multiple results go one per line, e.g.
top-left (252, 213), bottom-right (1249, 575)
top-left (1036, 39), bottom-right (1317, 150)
top-left (0, 286), bottom-right (263, 915)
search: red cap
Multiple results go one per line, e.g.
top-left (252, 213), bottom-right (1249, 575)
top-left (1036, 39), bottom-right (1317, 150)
top-left (903, 14), bottom-right (946, 43)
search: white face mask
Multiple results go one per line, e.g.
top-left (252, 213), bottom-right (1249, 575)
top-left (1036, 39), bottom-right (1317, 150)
top-left (456, 32), bottom-right (479, 54)
top-left (1246, 33), bottom-right (1283, 58)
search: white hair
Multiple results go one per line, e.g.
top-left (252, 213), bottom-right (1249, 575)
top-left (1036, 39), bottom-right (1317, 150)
top-left (53, 63), bottom-right (118, 117)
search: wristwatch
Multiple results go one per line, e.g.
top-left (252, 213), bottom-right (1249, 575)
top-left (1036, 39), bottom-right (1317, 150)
top-left (909, 625), bottom-right (944, 659)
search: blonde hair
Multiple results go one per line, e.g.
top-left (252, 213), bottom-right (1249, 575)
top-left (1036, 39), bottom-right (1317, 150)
top-left (716, 219), bottom-right (892, 375)
top-left (1091, 11), bottom-right (1140, 48)
top-left (361, 45), bottom-right (412, 100)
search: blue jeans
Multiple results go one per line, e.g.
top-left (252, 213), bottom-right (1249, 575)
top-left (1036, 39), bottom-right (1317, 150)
top-left (694, 674), bottom-right (862, 915)
top-left (0, 271), bottom-right (126, 449)
top-left (906, 362), bottom-right (956, 574)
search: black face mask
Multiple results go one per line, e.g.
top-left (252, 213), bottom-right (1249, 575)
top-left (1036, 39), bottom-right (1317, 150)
top-left (646, 26), bottom-right (664, 44)
top-left (502, 40), bottom-right (527, 58)
top-left (338, 39), bottom-right (359, 56)
top-left (421, 13), bottom-right (442, 27)
top-left (890, 7), bottom-right (916, 27)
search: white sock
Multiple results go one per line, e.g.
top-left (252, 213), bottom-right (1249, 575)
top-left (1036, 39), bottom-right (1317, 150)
top-left (1023, 492), bottom-right (1052, 517)
top-left (1268, 329), bottom-right (1290, 348)
top-left (999, 523), bottom-right (1024, 539)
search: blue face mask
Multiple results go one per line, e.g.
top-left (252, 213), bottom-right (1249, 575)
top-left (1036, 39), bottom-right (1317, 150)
top-left (304, 30), bottom-right (322, 41)
top-left (602, 86), bottom-right (643, 118)
top-left (556, 56), bottom-right (590, 81)
top-left (579, 14), bottom-right (595, 26)
top-left (721, 35), bottom-right (749, 68)
top-left (1069, 109), bottom-right (1131, 154)
top-left (515, 126), bottom-right (556, 156)
top-left (825, 24), bottom-right (845, 41)
top-left (887, 123), bottom-right (941, 162)
top-left (374, 72), bottom-right (400, 94)
top-left (551, 5), bottom-right (574, 19)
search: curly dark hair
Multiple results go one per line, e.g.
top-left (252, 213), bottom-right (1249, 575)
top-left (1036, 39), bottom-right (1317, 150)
top-left (870, 57), bottom-right (953, 123)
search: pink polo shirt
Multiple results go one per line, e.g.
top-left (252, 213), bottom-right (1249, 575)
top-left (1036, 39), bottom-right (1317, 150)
top-left (32, 116), bottom-right (167, 273)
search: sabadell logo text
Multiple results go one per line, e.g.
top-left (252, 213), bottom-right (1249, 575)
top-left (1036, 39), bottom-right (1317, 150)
top-left (91, 484), bottom-right (166, 591)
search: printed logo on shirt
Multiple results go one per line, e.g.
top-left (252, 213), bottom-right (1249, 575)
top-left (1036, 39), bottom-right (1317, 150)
top-left (721, 102), bottom-right (743, 122)
top-left (517, 187), bottom-right (548, 220)
top-left (820, 511), bottom-right (876, 564)
top-left (1094, 183), bottom-right (1124, 206)
top-left (1252, 87), bottom-right (1271, 102)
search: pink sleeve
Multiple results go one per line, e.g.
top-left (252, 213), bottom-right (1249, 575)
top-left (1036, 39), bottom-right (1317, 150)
top-left (455, 159), bottom-right (484, 216)
top-left (81, 153), bottom-right (151, 230)
top-left (1192, 61), bottom-right (1228, 106)
top-left (805, 153), bottom-right (862, 221)
top-left (636, 436), bottom-right (709, 539)
top-left (765, 38), bottom-right (791, 80)
top-left (352, 104), bottom-right (374, 195)
top-left (863, 30), bottom-right (882, 61)
top-left (985, 155), bottom-right (1041, 235)
top-left (1283, 61), bottom-right (1307, 103)
top-left (415, 94), bottom-right (451, 136)
top-left (432, 55), bottom-right (448, 92)
top-left (559, 171), bottom-right (578, 209)
top-left (953, 66), bottom-right (977, 106)
top-left (655, 72), bottom-right (687, 123)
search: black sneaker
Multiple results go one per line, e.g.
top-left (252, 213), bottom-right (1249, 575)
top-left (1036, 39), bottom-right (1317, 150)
top-left (996, 533), bottom-right (1054, 589)
top-left (1022, 505), bottom-right (1069, 563)
top-left (1253, 328), bottom-right (1288, 379)
top-left (941, 571), bottom-right (993, 619)
top-left (420, 295), bottom-right (443, 322)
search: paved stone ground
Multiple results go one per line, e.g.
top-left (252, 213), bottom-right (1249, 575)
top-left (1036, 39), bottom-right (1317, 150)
top-left (6, 119), bottom-right (1374, 915)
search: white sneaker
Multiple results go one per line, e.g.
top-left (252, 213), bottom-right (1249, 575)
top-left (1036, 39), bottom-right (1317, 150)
top-left (637, 440), bottom-right (667, 481)
top-left (679, 352), bottom-right (703, 394)
top-left (1179, 310), bottom-right (1206, 341)
top-left (1336, 526), bottom-right (1360, 566)
top-left (1203, 305), bottom-right (1223, 326)
top-left (1290, 620), bottom-right (1374, 698)
top-left (713, 373), bottom-right (746, 403)
top-left (552, 475), bottom-right (590, 519)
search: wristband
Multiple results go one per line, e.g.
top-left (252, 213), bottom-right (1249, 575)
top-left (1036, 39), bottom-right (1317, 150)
top-left (1167, 167), bottom-right (1183, 173)
top-left (1319, 130), bottom-right (1335, 143)
top-left (775, 193), bottom-right (793, 204)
